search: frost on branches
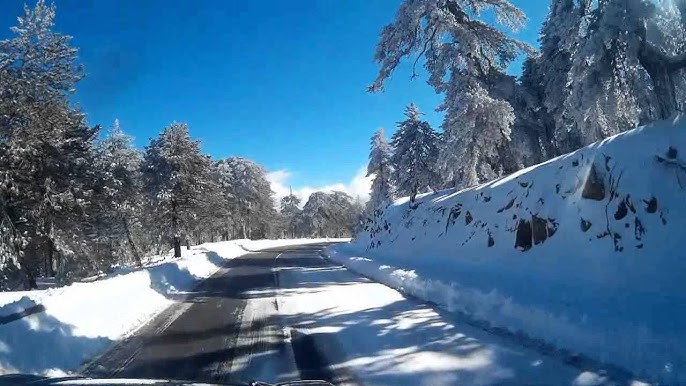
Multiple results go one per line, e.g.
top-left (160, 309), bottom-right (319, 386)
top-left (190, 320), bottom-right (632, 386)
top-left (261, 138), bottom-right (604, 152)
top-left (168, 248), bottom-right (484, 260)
top-left (366, 128), bottom-right (394, 212)
top-left (390, 104), bottom-right (440, 203)
top-left (372, 0), bottom-right (686, 189)
top-left (369, 0), bottom-right (533, 189)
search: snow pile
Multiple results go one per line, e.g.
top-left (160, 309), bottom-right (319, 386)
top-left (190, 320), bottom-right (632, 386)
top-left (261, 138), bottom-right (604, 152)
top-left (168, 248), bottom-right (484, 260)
top-left (330, 117), bottom-right (686, 384)
top-left (0, 238), bottom-right (330, 375)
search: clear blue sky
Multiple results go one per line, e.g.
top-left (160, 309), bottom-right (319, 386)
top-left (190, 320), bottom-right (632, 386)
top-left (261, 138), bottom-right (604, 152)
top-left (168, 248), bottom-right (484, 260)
top-left (0, 0), bottom-right (547, 190)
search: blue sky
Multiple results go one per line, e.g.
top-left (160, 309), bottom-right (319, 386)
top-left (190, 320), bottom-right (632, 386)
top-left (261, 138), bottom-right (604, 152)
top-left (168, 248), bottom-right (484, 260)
top-left (0, 0), bottom-right (547, 199)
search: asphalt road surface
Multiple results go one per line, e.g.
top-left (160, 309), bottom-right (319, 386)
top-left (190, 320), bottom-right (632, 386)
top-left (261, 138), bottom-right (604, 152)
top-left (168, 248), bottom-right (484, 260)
top-left (83, 242), bottom-right (346, 385)
top-left (82, 242), bottom-right (624, 386)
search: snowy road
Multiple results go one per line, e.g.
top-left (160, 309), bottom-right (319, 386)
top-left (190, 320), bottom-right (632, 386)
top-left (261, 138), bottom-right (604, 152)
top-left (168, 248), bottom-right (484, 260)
top-left (84, 242), bottom-right (612, 385)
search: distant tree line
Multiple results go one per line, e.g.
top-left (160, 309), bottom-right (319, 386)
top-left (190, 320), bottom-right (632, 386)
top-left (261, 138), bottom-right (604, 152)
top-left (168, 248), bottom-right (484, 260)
top-left (0, 1), bottom-right (363, 289)
top-left (365, 0), bottom-right (686, 213)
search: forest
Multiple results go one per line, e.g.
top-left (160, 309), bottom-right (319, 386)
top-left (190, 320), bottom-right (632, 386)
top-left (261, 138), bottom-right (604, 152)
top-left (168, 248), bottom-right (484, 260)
top-left (366, 0), bottom-right (686, 210)
top-left (2, 0), bottom-right (685, 289)
top-left (0, 1), bottom-right (363, 289)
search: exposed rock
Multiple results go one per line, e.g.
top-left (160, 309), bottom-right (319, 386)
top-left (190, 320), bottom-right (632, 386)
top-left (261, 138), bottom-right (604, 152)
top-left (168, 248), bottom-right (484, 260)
top-left (547, 218), bottom-right (558, 237)
top-left (465, 211), bottom-right (473, 225)
top-left (581, 164), bottom-right (606, 201)
top-left (497, 198), bottom-right (516, 213)
top-left (580, 218), bottom-right (592, 232)
top-left (614, 201), bottom-right (628, 220)
top-left (515, 219), bottom-right (533, 251)
top-left (635, 217), bottom-right (645, 240)
top-left (667, 147), bottom-right (678, 159)
top-left (532, 216), bottom-right (548, 245)
top-left (644, 197), bottom-right (658, 213)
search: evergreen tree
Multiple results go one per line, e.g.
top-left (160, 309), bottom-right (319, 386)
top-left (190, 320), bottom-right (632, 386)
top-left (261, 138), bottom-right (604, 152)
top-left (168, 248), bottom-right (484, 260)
top-left (369, 0), bottom-right (533, 189)
top-left (562, 0), bottom-right (686, 151)
top-left (299, 191), bottom-right (360, 238)
top-left (280, 191), bottom-right (301, 238)
top-left (94, 120), bottom-right (143, 266)
top-left (216, 157), bottom-right (276, 239)
top-left (366, 128), bottom-right (394, 213)
top-left (0, 0), bottom-right (93, 287)
top-left (141, 123), bottom-right (213, 257)
top-left (390, 104), bottom-right (440, 203)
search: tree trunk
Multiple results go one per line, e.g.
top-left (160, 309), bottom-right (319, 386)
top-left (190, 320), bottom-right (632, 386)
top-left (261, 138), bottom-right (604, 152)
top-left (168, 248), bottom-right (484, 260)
top-left (123, 218), bottom-right (142, 267)
top-left (173, 236), bottom-right (181, 258)
top-left (22, 267), bottom-right (37, 290)
top-left (171, 199), bottom-right (181, 258)
top-left (186, 239), bottom-right (191, 250)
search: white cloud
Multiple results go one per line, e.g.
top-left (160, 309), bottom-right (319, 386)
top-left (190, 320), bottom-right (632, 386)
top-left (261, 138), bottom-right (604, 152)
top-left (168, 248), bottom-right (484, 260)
top-left (267, 166), bottom-right (372, 206)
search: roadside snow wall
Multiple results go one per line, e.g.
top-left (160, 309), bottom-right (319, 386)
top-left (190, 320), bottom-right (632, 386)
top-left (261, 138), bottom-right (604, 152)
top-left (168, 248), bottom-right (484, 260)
top-left (331, 116), bottom-right (686, 383)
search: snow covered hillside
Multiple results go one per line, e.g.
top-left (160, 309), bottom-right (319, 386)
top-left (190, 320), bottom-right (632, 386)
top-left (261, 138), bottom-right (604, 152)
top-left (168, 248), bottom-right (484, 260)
top-left (330, 116), bottom-right (686, 384)
top-left (0, 238), bottom-right (335, 376)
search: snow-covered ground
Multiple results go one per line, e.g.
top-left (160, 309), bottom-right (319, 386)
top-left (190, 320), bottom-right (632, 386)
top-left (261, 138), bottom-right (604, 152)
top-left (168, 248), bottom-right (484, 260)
top-left (276, 251), bottom-right (633, 386)
top-left (0, 238), bottom-right (336, 376)
top-left (331, 116), bottom-right (686, 384)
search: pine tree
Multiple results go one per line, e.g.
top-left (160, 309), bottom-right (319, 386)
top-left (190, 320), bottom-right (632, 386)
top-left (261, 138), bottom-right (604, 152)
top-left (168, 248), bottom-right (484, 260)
top-left (216, 157), bottom-right (276, 239)
top-left (141, 123), bottom-right (213, 257)
top-left (369, 0), bottom-right (533, 190)
top-left (390, 104), bottom-right (440, 203)
top-left (299, 191), bottom-right (359, 238)
top-left (562, 0), bottom-right (686, 151)
top-left (536, 0), bottom-right (589, 153)
top-left (0, 0), bottom-right (93, 286)
top-left (94, 120), bottom-right (143, 266)
top-left (280, 191), bottom-right (301, 238)
top-left (438, 75), bottom-right (516, 188)
top-left (366, 128), bottom-right (394, 213)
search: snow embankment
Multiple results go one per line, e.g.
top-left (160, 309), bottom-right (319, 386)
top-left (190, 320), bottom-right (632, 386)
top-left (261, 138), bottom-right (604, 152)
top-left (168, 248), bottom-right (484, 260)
top-left (0, 238), bottom-right (331, 375)
top-left (329, 116), bottom-right (686, 384)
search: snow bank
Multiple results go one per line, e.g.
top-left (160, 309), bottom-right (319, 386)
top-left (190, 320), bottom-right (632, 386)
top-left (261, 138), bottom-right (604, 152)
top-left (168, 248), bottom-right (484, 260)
top-left (330, 117), bottom-right (686, 384)
top-left (0, 238), bottom-right (331, 375)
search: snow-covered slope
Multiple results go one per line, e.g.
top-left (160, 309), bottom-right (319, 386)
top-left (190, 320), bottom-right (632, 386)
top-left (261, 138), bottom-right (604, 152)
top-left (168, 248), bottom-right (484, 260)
top-left (0, 238), bottom-right (335, 375)
top-left (330, 116), bottom-right (686, 383)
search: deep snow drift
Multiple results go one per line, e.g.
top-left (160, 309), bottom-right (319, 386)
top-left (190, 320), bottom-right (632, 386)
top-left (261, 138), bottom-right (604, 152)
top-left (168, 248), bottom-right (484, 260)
top-left (330, 116), bottom-right (686, 384)
top-left (0, 238), bottom-right (336, 375)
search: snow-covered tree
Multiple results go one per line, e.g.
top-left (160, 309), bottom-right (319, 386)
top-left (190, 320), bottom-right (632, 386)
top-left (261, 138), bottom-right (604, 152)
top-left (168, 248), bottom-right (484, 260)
top-left (390, 104), bottom-right (440, 202)
top-left (93, 120), bottom-right (143, 266)
top-left (280, 192), bottom-right (301, 238)
top-left (216, 157), bottom-right (276, 239)
top-left (299, 191), bottom-right (361, 238)
top-left (438, 75), bottom-right (518, 188)
top-left (366, 128), bottom-right (394, 212)
top-left (561, 0), bottom-right (686, 151)
top-left (141, 123), bottom-right (213, 257)
top-left (534, 0), bottom-right (590, 154)
top-left (370, 0), bottom-right (533, 189)
top-left (0, 0), bottom-right (93, 287)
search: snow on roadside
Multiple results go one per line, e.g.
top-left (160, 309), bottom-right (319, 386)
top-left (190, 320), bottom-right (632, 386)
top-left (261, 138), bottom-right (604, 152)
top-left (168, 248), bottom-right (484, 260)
top-left (334, 117), bottom-right (686, 384)
top-left (0, 238), bottom-right (331, 375)
top-left (276, 253), bottom-right (617, 386)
